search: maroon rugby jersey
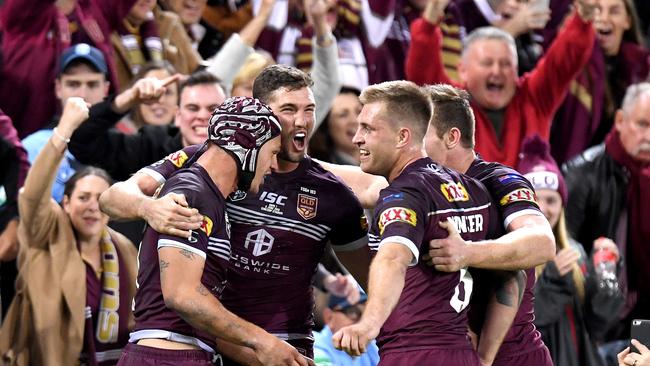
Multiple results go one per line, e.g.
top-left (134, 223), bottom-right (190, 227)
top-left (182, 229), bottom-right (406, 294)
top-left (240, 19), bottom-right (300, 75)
top-left (142, 146), bottom-right (368, 345)
top-left (130, 163), bottom-right (231, 352)
top-left (368, 157), bottom-right (493, 358)
top-left (466, 158), bottom-right (547, 358)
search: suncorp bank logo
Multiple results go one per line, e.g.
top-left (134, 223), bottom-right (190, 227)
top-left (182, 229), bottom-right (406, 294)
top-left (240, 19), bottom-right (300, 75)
top-left (244, 229), bottom-right (274, 256)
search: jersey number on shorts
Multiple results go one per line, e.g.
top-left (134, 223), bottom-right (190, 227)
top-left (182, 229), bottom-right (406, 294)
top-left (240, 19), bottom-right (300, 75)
top-left (450, 268), bottom-right (473, 313)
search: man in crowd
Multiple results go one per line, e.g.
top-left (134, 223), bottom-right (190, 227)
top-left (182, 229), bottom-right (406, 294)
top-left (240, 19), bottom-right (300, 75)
top-left (332, 80), bottom-right (493, 365)
top-left (100, 65), bottom-right (371, 363)
top-left (405, 0), bottom-right (598, 167)
top-left (313, 292), bottom-right (379, 366)
top-left (562, 82), bottom-right (650, 363)
top-left (69, 70), bottom-right (226, 182)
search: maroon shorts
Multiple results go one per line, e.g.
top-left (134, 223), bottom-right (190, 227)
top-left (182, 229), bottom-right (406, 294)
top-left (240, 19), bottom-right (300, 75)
top-left (379, 348), bottom-right (481, 366)
top-left (493, 346), bottom-right (553, 366)
top-left (117, 343), bottom-right (213, 366)
top-left (219, 337), bottom-right (314, 366)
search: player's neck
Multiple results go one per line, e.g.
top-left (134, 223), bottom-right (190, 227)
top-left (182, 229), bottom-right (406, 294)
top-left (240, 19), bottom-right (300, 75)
top-left (197, 145), bottom-right (238, 198)
top-left (276, 157), bottom-right (301, 174)
top-left (448, 148), bottom-right (477, 174)
top-left (387, 148), bottom-right (427, 182)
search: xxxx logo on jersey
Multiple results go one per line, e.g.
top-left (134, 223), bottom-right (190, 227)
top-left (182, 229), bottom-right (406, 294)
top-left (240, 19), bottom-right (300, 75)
top-left (167, 150), bottom-right (189, 168)
top-left (378, 207), bottom-right (417, 235)
top-left (441, 182), bottom-right (469, 202)
top-left (199, 215), bottom-right (213, 236)
top-left (500, 188), bottom-right (537, 206)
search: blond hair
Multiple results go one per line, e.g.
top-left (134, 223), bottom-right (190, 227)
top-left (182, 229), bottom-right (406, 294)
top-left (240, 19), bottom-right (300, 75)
top-left (232, 51), bottom-right (275, 92)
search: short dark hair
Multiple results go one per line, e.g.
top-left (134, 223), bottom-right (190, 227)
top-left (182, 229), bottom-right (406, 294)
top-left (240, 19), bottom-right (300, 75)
top-left (360, 80), bottom-right (431, 140)
top-left (425, 84), bottom-right (475, 149)
top-left (179, 70), bottom-right (223, 100)
top-left (63, 166), bottom-right (113, 200)
top-left (252, 65), bottom-right (313, 104)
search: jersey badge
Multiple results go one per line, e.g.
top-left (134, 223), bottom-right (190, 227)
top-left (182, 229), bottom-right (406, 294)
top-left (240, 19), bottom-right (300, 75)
top-left (199, 215), bottom-right (213, 236)
top-left (297, 194), bottom-right (318, 220)
top-left (500, 188), bottom-right (537, 206)
top-left (441, 182), bottom-right (470, 202)
top-left (378, 207), bottom-right (417, 235)
top-left (167, 150), bottom-right (189, 168)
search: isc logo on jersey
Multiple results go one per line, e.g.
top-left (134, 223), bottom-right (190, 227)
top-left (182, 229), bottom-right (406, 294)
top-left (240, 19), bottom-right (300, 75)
top-left (500, 188), bottom-right (537, 206)
top-left (378, 207), bottom-right (417, 235)
top-left (167, 151), bottom-right (189, 168)
top-left (441, 182), bottom-right (469, 202)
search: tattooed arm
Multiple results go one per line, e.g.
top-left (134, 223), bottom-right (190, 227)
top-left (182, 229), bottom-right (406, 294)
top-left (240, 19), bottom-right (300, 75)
top-left (475, 270), bottom-right (526, 366)
top-left (158, 247), bottom-right (309, 366)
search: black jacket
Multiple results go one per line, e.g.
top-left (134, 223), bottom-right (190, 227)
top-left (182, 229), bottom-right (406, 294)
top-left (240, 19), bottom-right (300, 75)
top-left (69, 97), bottom-right (183, 181)
top-left (535, 240), bottom-right (624, 366)
top-left (562, 144), bottom-right (629, 254)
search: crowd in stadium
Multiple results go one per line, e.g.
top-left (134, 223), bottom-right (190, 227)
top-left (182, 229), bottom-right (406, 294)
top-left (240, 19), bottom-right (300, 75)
top-left (0, 0), bottom-right (648, 365)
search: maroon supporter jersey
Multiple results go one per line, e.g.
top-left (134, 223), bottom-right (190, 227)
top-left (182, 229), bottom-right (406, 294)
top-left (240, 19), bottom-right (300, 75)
top-left (466, 158), bottom-right (546, 357)
top-left (368, 157), bottom-right (493, 357)
top-left (142, 146), bottom-right (368, 344)
top-left (130, 163), bottom-right (231, 352)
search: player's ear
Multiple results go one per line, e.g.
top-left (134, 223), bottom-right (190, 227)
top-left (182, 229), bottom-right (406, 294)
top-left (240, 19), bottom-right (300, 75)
top-left (396, 127), bottom-right (411, 148)
top-left (445, 128), bottom-right (462, 149)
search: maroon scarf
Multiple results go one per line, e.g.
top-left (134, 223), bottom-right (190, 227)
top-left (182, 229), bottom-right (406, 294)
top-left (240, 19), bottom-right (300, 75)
top-left (605, 129), bottom-right (650, 294)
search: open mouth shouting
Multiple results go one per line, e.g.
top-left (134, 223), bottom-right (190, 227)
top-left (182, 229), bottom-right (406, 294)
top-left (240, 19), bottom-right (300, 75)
top-left (293, 131), bottom-right (307, 151)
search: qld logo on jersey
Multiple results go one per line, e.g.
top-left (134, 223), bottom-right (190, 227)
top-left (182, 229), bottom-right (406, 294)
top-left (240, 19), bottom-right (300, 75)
top-left (167, 150), bottom-right (189, 168)
top-left (297, 194), bottom-right (318, 220)
top-left (378, 207), bottom-right (417, 235)
top-left (500, 188), bottom-right (537, 206)
top-left (441, 182), bottom-right (469, 202)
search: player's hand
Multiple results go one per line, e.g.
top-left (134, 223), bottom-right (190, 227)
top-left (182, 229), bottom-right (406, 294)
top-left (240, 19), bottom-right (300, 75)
top-left (323, 273), bottom-right (361, 305)
top-left (553, 247), bottom-right (580, 276)
top-left (143, 192), bottom-right (203, 238)
top-left (59, 97), bottom-right (91, 134)
top-left (423, 218), bottom-right (469, 272)
top-left (619, 340), bottom-right (650, 366)
top-left (332, 321), bottom-right (378, 357)
top-left (255, 336), bottom-right (312, 366)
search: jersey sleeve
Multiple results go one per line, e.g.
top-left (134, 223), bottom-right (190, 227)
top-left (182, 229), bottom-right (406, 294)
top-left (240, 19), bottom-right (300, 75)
top-left (156, 176), bottom-right (218, 260)
top-left (372, 187), bottom-right (428, 266)
top-left (139, 144), bottom-right (202, 185)
top-left (328, 186), bottom-right (369, 252)
top-left (489, 172), bottom-right (543, 228)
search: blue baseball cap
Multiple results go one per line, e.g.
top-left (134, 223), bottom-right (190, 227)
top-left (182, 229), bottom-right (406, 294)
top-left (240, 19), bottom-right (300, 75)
top-left (59, 43), bottom-right (107, 75)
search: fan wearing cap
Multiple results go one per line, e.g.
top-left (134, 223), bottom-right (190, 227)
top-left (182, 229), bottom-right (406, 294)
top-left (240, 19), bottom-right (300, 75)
top-left (518, 135), bottom-right (624, 366)
top-left (119, 97), bottom-right (307, 365)
top-left (313, 293), bottom-right (379, 366)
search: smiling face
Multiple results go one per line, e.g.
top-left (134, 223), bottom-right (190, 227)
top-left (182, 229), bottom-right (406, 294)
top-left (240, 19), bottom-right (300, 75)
top-left (63, 175), bottom-right (111, 241)
top-left (616, 91), bottom-right (650, 163)
top-left (129, 0), bottom-right (156, 23)
top-left (459, 38), bottom-right (518, 111)
top-left (535, 188), bottom-right (563, 228)
top-left (595, 0), bottom-right (631, 56)
top-left (352, 102), bottom-right (399, 177)
top-left (139, 68), bottom-right (179, 126)
top-left (328, 92), bottom-right (362, 158)
top-left (175, 83), bottom-right (226, 146)
top-left (265, 87), bottom-right (316, 171)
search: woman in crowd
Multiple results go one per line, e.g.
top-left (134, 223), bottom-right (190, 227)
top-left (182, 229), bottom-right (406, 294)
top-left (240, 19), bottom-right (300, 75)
top-left (308, 87), bottom-right (361, 165)
top-left (0, 98), bottom-right (138, 366)
top-left (121, 61), bottom-right (180, 132)
top-left (551, 0), bottom-right (649, 163)
top-left (517, 135), bottom-right (624, 366)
